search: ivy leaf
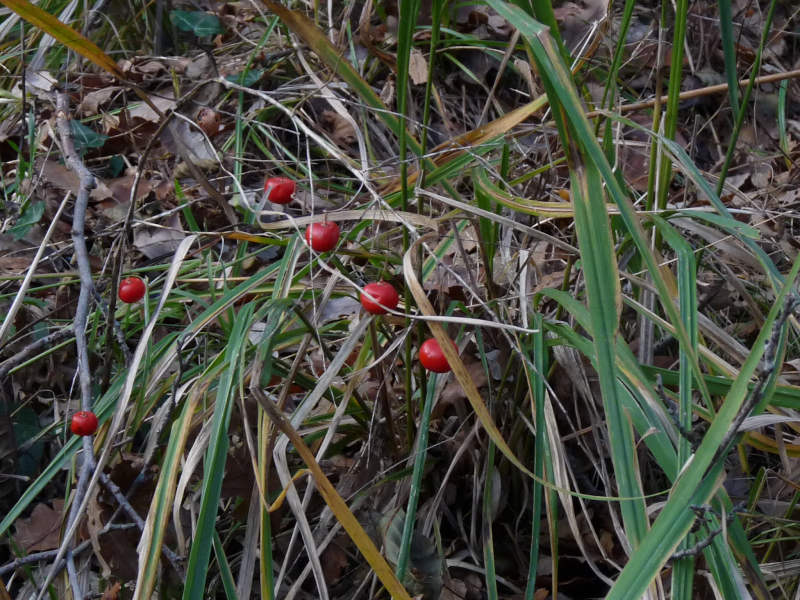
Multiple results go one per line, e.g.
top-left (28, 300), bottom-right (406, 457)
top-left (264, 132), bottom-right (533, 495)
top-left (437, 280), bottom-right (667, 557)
top-left (9, 200), bottom-right (44, 240)
top-left (225, 69), bottom-right (264, 87)
top-left (69, 120), bottom-right (107, 154)
top-left (170, 10), bottom-right (223, 37)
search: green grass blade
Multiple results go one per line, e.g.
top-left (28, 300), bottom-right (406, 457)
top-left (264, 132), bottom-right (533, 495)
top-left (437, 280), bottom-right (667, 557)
top-left (716, 0), bottom-right (778, 196)
top-left (396, 371), bottom-right (437, 582)
top-left (182, 304), bottom-right (255, 600)
top-left (655, 0), bottom-right (688, 211)
top-left (718, 0), bottom-right (740, 114)
top-left (568, 157), bottom-right (648, 546)
top-left (653, 217), bottom-right (697, 596)
top-left (524, 314), bottom-right (553, 600)
top-left (606, 252), bottom-right (800, 598)
top-left (134, 377), bottom-right (204, 599)
top-left (485, 0), bottom-right (714, 412)
top-left (213, 529), bottom-right (238, 600)
top-left (483, 443), bottom-right (499, 600)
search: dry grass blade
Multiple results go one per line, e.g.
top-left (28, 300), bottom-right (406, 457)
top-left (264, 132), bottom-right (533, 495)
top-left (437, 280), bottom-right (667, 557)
top-left (249, 384), bottom-right (412, 600)
top-left (258, 209), bottom-right (437, 232)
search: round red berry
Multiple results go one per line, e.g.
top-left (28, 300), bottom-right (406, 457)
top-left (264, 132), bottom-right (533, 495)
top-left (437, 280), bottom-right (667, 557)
top-left (360, 282), bottom-right (399, 314)
top-left (263, 176), bottom-right (295, 204)
top-left (305, 221), bottom-right (340, 252)
top-left (419, 338), bottom-right (456, 373)
top-left (118, 277), bottom-right (146, 303)
top-left (70, 410), bottom-right (99, 436)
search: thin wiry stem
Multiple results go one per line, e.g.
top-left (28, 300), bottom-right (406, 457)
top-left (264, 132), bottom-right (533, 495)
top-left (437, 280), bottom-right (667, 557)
top-left (36, 91), bottom-right (99, 600)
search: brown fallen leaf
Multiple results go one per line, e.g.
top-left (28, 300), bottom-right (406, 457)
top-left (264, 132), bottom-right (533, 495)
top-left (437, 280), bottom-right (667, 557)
top-left (13, 499), bottom-right (66, 552)
top-left (38, 159), bottom-right (114, 203)
top-left (197, 107), bottom-right (222, 137)
top-left (321, 537), bottom-right (350, 585)
top-left (409, 48), bottom-right (429, 85)
top-left (321, 110), bottom-right (357, 147)
top-left (100, 582), bottom-right (122, 600)
top-left (133, 212), bottom-right (186, 259)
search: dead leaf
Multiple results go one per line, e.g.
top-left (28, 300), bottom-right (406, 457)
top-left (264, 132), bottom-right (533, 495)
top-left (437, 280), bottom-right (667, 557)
top-left (186, 53), bottom-right (214, 79)
top-left (79, 87), bottom-right (119, 116)
top-left (554, 0), bottom-right (609, 50)
top-left (25, 70), bottom-right (58, 101)
top-left (380, 77), bottom-right (395, 107)
top-left (88, 489), bottom-right (112, 577)
top-left (127, 90), bottom-right (176, 123)
top-left (487, 13), bottom-right (512, 37)
top-left (320, 110), bottom-right (357, 147)
top-left (197, 108), bottom-right (222, 137)
top-left (38, 160), bottom-right (114, 203)
top-left (166, 120), bottom-right (219, 171)
top-left (321, 538), bottom-right (349, 584)
top-left (306, 295), bottom-right (362, 325)
top-left (440, 360), bottom-right (487, 405)
top-left (409, 48), bottom-right (429, 85)
top-left (440, 579), bottom-right (467, 599)
top-left (96, 175), bottom-right (153, 220)
top-left (133, 212), bottom-right (185, 259)
top-left (13, 499), bottom-right (65, 552)
top-left (100, 582), bottom-right (122, 600)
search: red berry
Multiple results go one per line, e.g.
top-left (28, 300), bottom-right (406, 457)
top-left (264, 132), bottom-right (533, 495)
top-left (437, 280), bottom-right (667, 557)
top-left (263, 176), bottom-right (295, 204)
top-left (118, 277), bottom-right (146, 303)
top-left (70, 410), bottom-right (99, 436)
top-left (305, 221), bottom-right (340, 252)
top-left (360, 282), bottom-right (399, 314)
top-left (419, 338), bottom-right (457, 373)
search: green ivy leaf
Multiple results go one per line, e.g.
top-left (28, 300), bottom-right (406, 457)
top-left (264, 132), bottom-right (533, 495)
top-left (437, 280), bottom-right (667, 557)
top-left (9, 200), bottom-right (44, 240)
top-left (69, 120), bottom-right (107, 154)
top-left (225, 69), bottom-right (264, 87)
top-left (108, 155), bottom-right (125, 177)
top-left (170, 10), bottom-right (223, 37)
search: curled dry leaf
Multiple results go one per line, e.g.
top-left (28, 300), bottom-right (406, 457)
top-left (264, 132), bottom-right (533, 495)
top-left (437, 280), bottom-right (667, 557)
top-left (197, 107), bottom-right (222, 137)
top-left (320, 110), bottom-right (357, 147)
top-left (79, 87), bottom-right (119, 116)
top-left (127, 90), bottom-right (176, 123)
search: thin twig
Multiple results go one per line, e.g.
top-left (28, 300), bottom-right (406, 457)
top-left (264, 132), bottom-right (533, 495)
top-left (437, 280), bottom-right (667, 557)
top-left (36, 91), bottom-right (99, 600)
top-left (97, 472), bottom-right (185, 577)
top-left (0, 327), bottom-right (74, 381)
top-left (602, 68), bottom-right (800, 117)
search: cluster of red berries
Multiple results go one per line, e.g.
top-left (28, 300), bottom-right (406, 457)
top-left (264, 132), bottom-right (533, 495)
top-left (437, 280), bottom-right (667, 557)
top-left (86, 178), bottom-right (455, 437)
top-left (263, 176), bottom-right (456, 373)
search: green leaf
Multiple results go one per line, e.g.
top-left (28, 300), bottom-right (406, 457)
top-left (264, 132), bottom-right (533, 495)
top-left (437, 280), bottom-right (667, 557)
top-left (12, 406), bottom-right (44, 477)
top-left (170, 10), bottom-right (223, 37)
top-left (226, 69), bottom-right (264, 87)
top-left (9, 200), bottom-right (44, 239)
top-left (69, 120), bottom-right (107, 153)
top-left (108, 155), bottom-right (125, 177)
